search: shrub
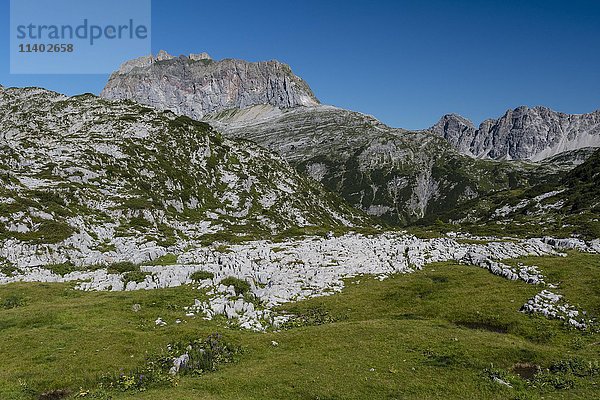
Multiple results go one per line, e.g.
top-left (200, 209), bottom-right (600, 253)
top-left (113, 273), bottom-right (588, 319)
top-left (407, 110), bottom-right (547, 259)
top-left (46, 262), bottom-right (78, 276)
top-left (129, 216), bottom-right (152, 228)
top-left (96, 241), bottom-right (116, 253)
top-left (120, 197), bottom-right (153, 210)
top-left (122, 271), bottom-right (149, 285)
top-left (531, 371), bottom-right (575, 390)
top-left (107, 262), bottom-right (139, 274)
top-left (100, 333), bottom-right (239, 392)
top-left (0, 263), bottom-right (22, 276)
top-left (190, 270), bottom-right (214, 282)
top-left (163, 333), bottom-right (239, 376)
top-left (156, 224), bottom-right (178, 247)
top-left (32, 190), bottom-right (65, 206)
top-left (15, 221), bottom-right (75, 244)
top-left (550, 358), bottom-right (599, 377)
top-left (220, 277), bottom-right (251, 295)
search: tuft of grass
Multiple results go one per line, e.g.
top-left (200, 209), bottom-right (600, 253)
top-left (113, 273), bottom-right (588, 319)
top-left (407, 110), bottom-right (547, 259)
top-left (279, 304), bottom-right (339, 329)
top-left (190, 270), bottom-right (214, 282)
top-left (150, 254), bottom-right (178, 266)
top-left (122, 271), bottom-right (150, 285)
top-left (1, 294), bottom-right (26, 309)
top-left (220, 277), bottom-right (251, 295)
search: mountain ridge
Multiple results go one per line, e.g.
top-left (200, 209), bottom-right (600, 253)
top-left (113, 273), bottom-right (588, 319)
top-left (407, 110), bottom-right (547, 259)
top-left (100, 50), bottom-right (319, 120)
top-left (203, 104), bottom-right (579, 224)
top-left (430, 106), bottom-right (600, 161)
top-left (424, 147), bottom-right (600, 239)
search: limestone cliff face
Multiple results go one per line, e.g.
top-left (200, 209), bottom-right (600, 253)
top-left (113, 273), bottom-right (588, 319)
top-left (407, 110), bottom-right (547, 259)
top-left (431, 106), bottom-right (600, 161)
top-left (100, 51), bottom-right (319, 119)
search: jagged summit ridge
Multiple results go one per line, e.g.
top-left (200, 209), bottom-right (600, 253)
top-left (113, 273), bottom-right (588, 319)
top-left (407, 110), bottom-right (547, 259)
top-left (114, 50), bottom-right (213, 74)
top-left (100, 51), bottom-right (319, 120)
top-left (431, 106), bottom-right (600, 161)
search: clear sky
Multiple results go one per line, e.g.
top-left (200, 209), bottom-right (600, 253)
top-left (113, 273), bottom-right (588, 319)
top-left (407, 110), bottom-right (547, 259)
top-left (1, 0), bottom-right (599, 130)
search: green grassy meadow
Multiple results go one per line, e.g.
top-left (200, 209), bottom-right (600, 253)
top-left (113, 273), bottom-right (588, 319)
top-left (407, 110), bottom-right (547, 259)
top-left (0, 252), bottom-right (598, 400)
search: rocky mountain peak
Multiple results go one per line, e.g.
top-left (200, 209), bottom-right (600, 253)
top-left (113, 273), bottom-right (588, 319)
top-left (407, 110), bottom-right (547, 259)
top-left (100, 52), bottom-right (319, 120)
top-left (431, 106), bottom-right (600, 161)
top-left (431, 114), bottom-right (476, 135)
top-left (156, 49), bottom-right (174, 61)
top-left (430, 114), bottom-right (477, 157)
top-left (189, 52), bottom-right (212, 61)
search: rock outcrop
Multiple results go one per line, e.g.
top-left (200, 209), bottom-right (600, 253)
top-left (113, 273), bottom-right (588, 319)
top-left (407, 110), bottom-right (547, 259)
top-left (5, 231), bottom-right (594, 331)
top-left (431, 106), bottom-right (600, 161)
top-left (100, 50), bottom-right (319, 119)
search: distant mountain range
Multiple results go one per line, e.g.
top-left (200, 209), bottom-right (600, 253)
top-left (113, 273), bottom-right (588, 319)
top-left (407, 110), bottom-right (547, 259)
top-left (430, 107), bottom-right (600, 161)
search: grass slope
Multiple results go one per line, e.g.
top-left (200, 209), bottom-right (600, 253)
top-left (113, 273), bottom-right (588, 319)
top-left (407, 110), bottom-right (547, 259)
top-left (0, 253), bottom-right (598, 399)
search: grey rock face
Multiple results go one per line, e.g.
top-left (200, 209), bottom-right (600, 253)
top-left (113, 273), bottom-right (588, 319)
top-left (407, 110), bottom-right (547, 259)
top-left (100, 51), bottom-right (319, 119)
top-left (431, 106), bottom-right (600, 161)
top-left (156, 49), bottom-right (174, 61)
top-left (189, 52), bottom-right (212, 61)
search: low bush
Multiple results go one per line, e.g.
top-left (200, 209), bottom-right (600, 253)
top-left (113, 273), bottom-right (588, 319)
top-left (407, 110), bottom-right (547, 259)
top-left (549, 358), bottom-right (599, 377)
top-left (46, 262), bottom-right (78, 276)
top-left (14, 221), bottom-right (75, 244)
top-left (122, 271), bottom-right (149, 285)
top-left (190, 270), bottom-right (214, 282)
top-left (150, 253), bottom-right (178, 266)
top-left (0, 263), bottom-right (22, 276)
top-left (107, 262), bottom-right (139, 274)
top-left (100, 333), bottom-right (239, 392)
top-left (220, 277), bottom-right (251, 295)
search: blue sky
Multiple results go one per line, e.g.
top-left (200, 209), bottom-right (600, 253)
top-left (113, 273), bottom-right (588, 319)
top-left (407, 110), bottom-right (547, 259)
top-left (1, 0), bottom-right (599, 130)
